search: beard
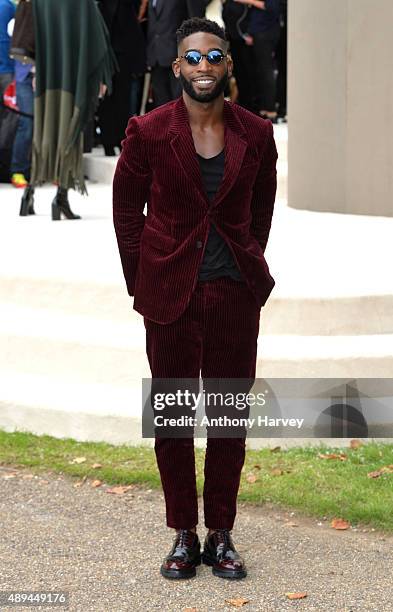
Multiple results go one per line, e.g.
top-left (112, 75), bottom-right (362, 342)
top-left (179, 71), bottom-right (229, 103)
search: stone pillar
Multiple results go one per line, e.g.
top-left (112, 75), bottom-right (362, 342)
top-left (287, 0), bottom-right (393, 216)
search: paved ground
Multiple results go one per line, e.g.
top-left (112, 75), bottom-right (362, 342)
top-left (0, 466), bottom-right (391, 612)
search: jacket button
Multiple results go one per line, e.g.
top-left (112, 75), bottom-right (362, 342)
top-left (196, 240), bottom-right (203, 249)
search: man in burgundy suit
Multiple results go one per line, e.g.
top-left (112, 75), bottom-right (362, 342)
top-left (113, 18), bottom-right (277, 580)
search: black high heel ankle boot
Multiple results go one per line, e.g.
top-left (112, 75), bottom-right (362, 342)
top-left (19, 185), bottom-right (35, 216)
top-left (51, 187), bottom-right (81, 220)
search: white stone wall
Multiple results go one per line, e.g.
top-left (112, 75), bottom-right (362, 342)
top-left (288, 0), bottom-right (393, 216)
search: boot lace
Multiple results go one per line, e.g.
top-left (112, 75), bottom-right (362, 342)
top-left (172, 529), bottom-right (195, 558)
top-left (213, 529), bottom-right (232, 559)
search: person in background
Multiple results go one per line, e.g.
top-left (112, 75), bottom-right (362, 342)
top-left (275, 0), bottom-right (287, 121)
top-left (130, 0), bottom-right (148, 116)
top-left (0, 0), bottom-right (15, 127)
top-left (147, 0), bottom-right (207, 108)
top-left (97, 0), bottom-right (146, 155)
top-left (235, 0), bottom-right (280, 122)
top-left (29, 0), bottom-right (115, 220)
top-left (221, 0), bottom-right (256, 113)
top-left (10, 59), bottom-right (34, 188)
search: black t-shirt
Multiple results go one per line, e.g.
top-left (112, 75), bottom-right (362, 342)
top-left (197, 149), bottom-right (244, 282)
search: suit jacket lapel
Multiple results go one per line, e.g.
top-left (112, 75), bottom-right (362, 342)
top-left (168, 97), bottom-right (248, 209)
top-left (212, 104), bottom-right (248, 208)
top-left (169, 98), bottom-right (210, 206)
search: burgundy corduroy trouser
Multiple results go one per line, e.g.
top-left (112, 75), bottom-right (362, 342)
top-left (144, 277), bottom-right (261, 530)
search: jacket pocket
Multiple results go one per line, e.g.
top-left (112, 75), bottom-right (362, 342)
top-left (141, 224), bottom-right (177, 254)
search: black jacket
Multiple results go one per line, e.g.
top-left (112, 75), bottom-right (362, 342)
top-left (222, 0), bottom-right (249, 41)
top-left (147, 0), bottom-right (207, 68)
top-left (98, 0), bottom-right (146, 74)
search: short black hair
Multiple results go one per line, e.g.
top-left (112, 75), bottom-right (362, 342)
top-left (176, 17), bottom-right (228, 48)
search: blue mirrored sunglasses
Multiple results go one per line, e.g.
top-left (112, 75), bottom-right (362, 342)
top-left (179, 49), bottom-right (227, 66)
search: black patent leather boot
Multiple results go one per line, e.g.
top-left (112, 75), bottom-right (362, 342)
top-left (51, 187), bottom-right (81, 220)
top-left (202, 529), bottom-right (247, 579)
top-left (160, 530), bottom-right (201, 579)
top-left (19, 185), bottom-right (35, 216)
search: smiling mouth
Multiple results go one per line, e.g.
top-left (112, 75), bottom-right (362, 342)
top-left (193, 78), bottom-right (215, 85)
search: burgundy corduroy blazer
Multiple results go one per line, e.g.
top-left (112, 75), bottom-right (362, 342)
top-left (113, 96), bottom-right (278, 324)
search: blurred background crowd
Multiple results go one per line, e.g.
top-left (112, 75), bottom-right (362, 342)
top-left (0, 0), bottom-right (287, 191)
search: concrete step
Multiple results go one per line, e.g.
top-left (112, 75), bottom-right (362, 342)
top-left (2, 282), bottom-right (393, 447)
top-left (83, 151), bottom-right (117, 185)
top-left (2, 283), bottom-right (393, 444)
top-left (2, 325), bottom-right (393, 445)
top-left (2, 315), bottom-right (393, 382)
top-left (1, 277), bottom-right (392, 336)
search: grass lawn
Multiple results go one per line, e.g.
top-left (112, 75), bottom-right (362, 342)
top-left (1, 430), bottom-right (392, 533)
